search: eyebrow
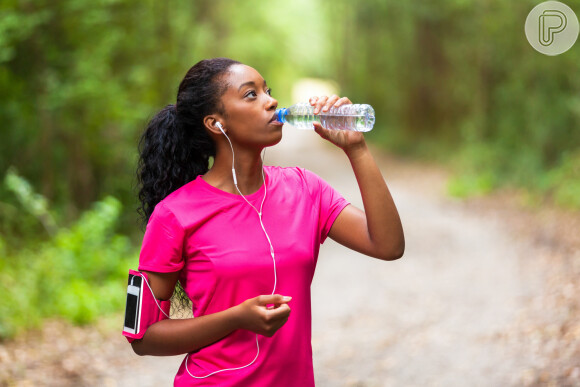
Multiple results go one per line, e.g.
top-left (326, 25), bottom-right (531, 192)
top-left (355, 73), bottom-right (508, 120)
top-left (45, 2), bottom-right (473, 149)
top-left (238, 80), bottom-right (268, 92)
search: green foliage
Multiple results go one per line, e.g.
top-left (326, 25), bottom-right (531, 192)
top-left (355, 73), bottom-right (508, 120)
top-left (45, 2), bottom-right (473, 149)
top-left (327, 0), bottom-right (580, 207)
top-left (0, 0), bottom-right (330, 235)
top-left (544, 151), bottom-right (580, 208)
top-left (447, 172), bottom-right (497, 199)
top-left (4, 167), bottom-right (57, 236)
top-left (0, 171), bottom-right (136, 339)
top-left (1, 0), bottom-right (580, 337)
top-left (0, 0), bottom-right (332, 338)
top-left (1, 0), bottom-right (578, 221)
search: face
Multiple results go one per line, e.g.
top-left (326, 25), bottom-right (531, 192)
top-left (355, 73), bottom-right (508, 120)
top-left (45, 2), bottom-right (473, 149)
top-left (215, 64), bottom-right (282, 149)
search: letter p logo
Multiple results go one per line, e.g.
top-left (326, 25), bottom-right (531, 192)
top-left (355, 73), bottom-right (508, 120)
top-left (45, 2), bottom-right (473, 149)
top-left (539, 10), bottom-right (567, 46)
top-left (526, 1), bottom-right (579, 55)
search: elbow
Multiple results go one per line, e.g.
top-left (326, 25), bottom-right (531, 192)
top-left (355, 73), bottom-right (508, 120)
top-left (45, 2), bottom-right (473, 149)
top-left (377, 239), bottom-right (405, 261)
top-left (131, 340), bottom-right (147, 356)
top-left (390, 234), bottom-right (406, 260)
top-left (383, 247), bottom-right (404, 261)
top-left (391, 244), bottom-right (405, 260)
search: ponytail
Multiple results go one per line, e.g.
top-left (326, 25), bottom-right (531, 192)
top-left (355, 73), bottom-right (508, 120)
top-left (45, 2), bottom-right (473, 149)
top-left (136, 58), bottom-right (240, 227)
top-left (137, 104), bottom-right (211, 226)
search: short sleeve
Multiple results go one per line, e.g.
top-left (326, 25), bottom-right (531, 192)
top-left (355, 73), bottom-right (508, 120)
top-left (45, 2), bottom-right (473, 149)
top-left (138, 202), bottom-right (185, 273)
top-left (302, 168), bottom-right (350, 244)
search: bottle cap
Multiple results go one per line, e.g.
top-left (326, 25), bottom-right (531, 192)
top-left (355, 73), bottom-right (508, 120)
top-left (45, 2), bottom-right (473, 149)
top-left (275, 108), bottom-right (289, 123)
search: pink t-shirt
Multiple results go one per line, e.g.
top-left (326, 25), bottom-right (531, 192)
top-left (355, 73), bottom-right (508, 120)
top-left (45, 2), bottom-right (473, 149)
top-left (138, 166), bottom-right (349, 386)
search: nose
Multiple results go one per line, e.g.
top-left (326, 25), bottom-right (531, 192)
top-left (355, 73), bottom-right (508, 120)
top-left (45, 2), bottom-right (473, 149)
top-left (266, 95), bottom-right (278, 111)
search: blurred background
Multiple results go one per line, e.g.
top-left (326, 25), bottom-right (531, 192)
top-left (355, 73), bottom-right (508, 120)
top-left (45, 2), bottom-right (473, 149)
top-left (0, 0), bottom-right (579, 385)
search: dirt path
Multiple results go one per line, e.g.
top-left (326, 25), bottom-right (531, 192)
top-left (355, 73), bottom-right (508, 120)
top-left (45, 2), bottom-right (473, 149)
top-left (2, 129), bottom-right (577, 386)
top-left (272, 130), bottom-right (540, 386)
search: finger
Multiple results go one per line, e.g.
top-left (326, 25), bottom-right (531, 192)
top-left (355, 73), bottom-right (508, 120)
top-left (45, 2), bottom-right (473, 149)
top-left (313, 122), bottom-right (331, 139)
top-left (271, 315), bottom-right (290, 333)
top-left (267, 302), bottom-right (289, 309)
top-left (257, 294), bottom-right (292, 306)
top-left (266, 303), bottom-right (291, 320)
top-left (314, 96), bottom-right (328, 114)
top-left (262, 315), bottom-right (290, 337)
top-left (322, 95), bottom-right (340, 112)
top-left (334, 96), bottom-right (352, 108)
top-left (309, 96), bottom-right (319, 105)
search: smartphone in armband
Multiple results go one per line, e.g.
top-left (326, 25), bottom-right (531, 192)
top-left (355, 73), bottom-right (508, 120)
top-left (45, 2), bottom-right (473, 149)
top-left (123, 273), bottom-right (143, 335)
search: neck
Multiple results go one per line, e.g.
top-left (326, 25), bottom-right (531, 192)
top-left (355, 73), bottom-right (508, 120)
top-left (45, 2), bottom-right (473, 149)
top-left (203, 144), bottom-right (265, 195)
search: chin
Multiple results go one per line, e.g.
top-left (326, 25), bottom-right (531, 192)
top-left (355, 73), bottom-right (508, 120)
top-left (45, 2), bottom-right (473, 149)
top-left (262, 128), bottom-right (282, 148)
top-left (270, 130), bottom-right (283, 146)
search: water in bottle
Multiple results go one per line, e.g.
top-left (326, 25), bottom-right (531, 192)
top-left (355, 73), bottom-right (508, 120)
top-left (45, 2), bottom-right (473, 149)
top-left (275, 103), bottom-right (375, 132)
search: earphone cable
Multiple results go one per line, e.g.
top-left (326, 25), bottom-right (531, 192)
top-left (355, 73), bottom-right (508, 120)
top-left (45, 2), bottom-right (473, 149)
top-left (183, 126), bottom-right (276, 379)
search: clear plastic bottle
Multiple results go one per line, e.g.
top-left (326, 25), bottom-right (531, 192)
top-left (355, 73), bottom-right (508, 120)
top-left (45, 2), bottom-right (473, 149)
top-left (275, 103), bottom-right (375, 132)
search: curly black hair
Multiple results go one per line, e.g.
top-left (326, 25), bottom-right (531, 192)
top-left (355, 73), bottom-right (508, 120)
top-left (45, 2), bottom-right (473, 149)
top-left (135, 58), bottom-right (241, 309)
top-left (136, 57), bottom-right (241, 227)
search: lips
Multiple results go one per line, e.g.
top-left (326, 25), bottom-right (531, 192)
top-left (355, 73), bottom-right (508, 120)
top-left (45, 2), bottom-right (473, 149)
top-left (269, 112), bottom-right (278, 123)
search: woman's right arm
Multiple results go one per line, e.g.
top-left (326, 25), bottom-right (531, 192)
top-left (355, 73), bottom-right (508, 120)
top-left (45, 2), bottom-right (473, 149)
top-left (131, 271), bottom-right (292, 356)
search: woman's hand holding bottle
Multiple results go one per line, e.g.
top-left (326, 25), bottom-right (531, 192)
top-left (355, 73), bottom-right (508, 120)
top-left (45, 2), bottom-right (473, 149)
top-left (310, 95), bottom-right (367, 155)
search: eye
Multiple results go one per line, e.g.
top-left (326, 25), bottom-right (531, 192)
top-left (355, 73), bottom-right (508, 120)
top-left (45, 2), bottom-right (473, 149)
top-left (266, 88), bottom-right (273, 96)
top-left (245, 90), bottom-right (257, 98)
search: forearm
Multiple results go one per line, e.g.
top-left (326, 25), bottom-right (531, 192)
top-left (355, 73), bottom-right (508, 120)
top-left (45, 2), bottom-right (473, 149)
top-left (345, 141), bottom-right (404, 258)
top-left (132, 305), bottom-right (241, 356)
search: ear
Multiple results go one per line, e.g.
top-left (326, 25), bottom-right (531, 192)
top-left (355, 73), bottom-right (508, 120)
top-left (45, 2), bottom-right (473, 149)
top-left (203, 115), bottom-right (225, 135)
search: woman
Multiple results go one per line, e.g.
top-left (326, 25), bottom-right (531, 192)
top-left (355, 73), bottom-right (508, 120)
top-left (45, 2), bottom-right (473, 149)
top-left (132, 57), bottom-right (404, 386)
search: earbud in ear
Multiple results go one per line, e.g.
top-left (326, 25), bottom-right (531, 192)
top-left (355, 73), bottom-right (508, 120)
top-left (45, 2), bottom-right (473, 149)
top-left (216, 122), bottom-right (225, 134)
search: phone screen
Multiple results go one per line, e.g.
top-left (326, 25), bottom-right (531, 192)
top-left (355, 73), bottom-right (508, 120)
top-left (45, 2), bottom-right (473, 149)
top-left (124, 292), bottom-right (138, 330)
top-left (124, 274), bottom-right (142, 333)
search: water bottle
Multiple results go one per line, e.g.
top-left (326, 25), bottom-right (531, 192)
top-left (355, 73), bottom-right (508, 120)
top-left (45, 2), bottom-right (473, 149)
top-left (275, 103), bottom-right (375, 132)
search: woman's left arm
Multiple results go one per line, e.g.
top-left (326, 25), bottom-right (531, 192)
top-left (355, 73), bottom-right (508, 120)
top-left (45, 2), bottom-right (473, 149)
top-left (310, 95), bottom-right (405, 261)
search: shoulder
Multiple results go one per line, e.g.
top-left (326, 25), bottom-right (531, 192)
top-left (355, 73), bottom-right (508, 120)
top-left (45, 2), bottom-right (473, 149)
top-left (147, 200), bottom-right (183, 231)
top-left (151, 177), bottom-right (205, 227)
top-left (162, 177), bottom-right (203, 204)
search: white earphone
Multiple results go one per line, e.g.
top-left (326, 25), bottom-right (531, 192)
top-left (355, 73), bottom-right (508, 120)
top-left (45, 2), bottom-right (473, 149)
top-left (180, 118), bottom-right (277, 379)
